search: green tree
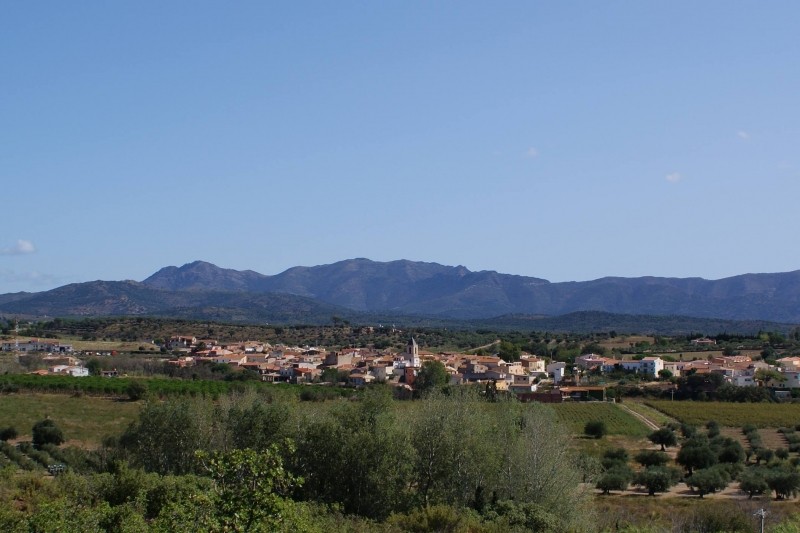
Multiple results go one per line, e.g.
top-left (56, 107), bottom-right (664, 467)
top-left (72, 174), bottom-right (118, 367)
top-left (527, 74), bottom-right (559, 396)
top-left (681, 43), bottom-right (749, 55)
top-left (0, 426), bottom-right (17, 441)
top-left (319, 367), bottom-right (340, 383)
top-left (717, 439), bottom-right (745, 464)
top-left (224, 399), bottom-right (290, 451)
top-left (686, 466), bottom-right (730, 498)
top-left (197, 444), bottom-right (301, 532)
top-left (584, 420), bottom-right (607, 439)
top-left (739, 469), bottom-right (769, 499)
top-left (409, 390), bottom-right (496, 507)
top-left (497, 340), bottom-right (521, 362)
top-left (120, 399), bottom-right (211, 475)
top-left (415, 360), bottom-right (449, 394)
top-left (767, 469), bottom-right (800, 500)
top-left (634, 466), bottom-right (679, 496)
top-left (294, 388), bottom-right (414, 519)
top-left (677, 438), bottom-right (717, 475)
top-left (648, 427), bottom-right (678, 451)
top-left (634, 450), bottom-right (669, 468)
top-left (126, 380), bottom-right (148, 401)
top-left (596, 471), bottom-right (630, 494)
top-left (85, 359), bottom-right (102, 376)
top-left (32, 419), bottom-right (64, 449)
top-left (755, 368), bottom-right (786, 387)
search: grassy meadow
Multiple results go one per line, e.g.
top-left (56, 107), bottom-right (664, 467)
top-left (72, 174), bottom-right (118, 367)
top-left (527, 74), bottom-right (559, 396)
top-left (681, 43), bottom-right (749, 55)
top-left (0, 393), bottom-right (140, 446)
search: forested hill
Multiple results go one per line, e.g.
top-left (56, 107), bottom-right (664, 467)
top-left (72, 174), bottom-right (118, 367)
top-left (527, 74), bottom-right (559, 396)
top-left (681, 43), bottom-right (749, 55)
top-left (144, 259), bottom-right (800, 322)
top-left (2, 259), bottom-right (800, 326)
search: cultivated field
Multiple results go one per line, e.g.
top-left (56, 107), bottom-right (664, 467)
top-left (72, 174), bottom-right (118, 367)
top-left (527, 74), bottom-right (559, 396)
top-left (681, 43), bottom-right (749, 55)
top-left (622, 399), bottom-right (675, 427)
top-left (552, 402), bottom-right (650, 438)
top-left (645, 400), bottom-right (800, 428)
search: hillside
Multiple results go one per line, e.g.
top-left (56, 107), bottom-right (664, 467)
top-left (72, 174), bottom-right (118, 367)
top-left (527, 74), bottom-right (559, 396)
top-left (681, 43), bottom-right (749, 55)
top-left (3, 259), bottom-right (800, 328)
top-left (144, 259), bottom-right (800, 322)
top-left (0, 280), bottom-right (358, 325)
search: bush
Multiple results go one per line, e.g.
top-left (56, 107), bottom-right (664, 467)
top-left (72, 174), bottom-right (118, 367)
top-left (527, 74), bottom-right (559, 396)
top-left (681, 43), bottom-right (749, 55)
top-left (584, 420), bottom-right (607, 439)
top-left (32, 419), bottom-right (65, 449)
top-left (126, 381), bottom-right (148, 401)
top-left (0, 426), bottom-right (17, 442)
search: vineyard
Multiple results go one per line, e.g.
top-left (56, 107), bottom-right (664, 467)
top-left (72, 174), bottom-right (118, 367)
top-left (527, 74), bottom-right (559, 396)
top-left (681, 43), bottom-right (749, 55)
top-left (645, 400), bottom-right (800, 427)
top-left (0, 441), bottom-right (82, 472)
top-left (0, 374), bottom-right (355, 401)
top-left (552, 402), bottom-right (650, 437)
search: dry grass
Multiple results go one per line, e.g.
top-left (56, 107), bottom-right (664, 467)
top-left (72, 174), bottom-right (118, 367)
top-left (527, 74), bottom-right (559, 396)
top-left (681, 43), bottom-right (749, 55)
top-left (11, 336), bottom-right (155, 353)
top-left (599, 336), bottom-right (655, 350)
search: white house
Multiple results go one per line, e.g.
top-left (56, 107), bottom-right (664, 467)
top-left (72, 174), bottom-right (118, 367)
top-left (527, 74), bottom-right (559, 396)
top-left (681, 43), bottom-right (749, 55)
top-left (2, 340), bottom-right (73, 353)
top-left (546, 361), bottom-right (567, 384)
top-left (619, 356), bottom-right (663, 376)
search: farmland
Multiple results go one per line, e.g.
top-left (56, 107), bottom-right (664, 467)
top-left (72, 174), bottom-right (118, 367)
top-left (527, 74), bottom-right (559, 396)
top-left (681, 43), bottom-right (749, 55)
top-left (645, 400), bottom-right (800, 428)
top-left (0, 393), bottom-right (140, 445)
top-left (552, 402), bottom-right (650, 438)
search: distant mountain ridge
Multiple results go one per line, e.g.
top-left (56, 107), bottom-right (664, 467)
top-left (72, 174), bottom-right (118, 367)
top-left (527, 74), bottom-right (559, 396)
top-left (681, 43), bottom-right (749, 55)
top-left (142, 259), bottom-right (800, 322)
top-left (0, 280), bottom-right (355, 324)
top-left (1, 259), bottom-right (799, 328)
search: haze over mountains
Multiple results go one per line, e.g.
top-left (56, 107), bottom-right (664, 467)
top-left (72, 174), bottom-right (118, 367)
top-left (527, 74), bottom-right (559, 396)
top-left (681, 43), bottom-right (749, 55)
top-left (1, 259), bottom-right (799, 332)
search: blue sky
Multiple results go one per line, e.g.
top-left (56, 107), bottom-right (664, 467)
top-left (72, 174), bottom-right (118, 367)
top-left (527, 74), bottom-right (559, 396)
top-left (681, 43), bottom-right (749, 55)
top-left (2, 2), bottom-right (799, 293)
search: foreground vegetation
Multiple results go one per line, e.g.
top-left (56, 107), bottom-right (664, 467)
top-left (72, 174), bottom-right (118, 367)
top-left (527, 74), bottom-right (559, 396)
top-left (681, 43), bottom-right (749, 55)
top-left (3, 389), bottom-right (800, 531)
top-left (0, 389), bottom-right (599, 532)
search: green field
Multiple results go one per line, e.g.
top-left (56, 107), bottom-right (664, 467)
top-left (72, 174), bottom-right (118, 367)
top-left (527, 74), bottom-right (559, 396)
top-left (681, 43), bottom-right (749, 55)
top-left (622, 399), bottom-right (675, 426)
top-left (0, 393), bottom-right (141, 445)
top-left (552, 402), bottom-right (650, 437)
top-left (645, 400), bottom-right (800, 428)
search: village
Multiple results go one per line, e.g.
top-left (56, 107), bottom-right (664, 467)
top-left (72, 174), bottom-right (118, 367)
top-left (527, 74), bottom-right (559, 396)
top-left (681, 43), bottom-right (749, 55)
top-left (4, 334), bottom-right (800, 400)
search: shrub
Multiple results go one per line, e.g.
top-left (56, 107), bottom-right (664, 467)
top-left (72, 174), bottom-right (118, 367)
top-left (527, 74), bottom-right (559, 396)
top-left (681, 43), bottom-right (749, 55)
top-left (32, 419), bottom-right (65, 449)
top-left (0, 426), bottom-right (17, 442)
top-left (584, 420), bottom-right (607, 439)
top-left (126, 381), bottom-right (148, 402)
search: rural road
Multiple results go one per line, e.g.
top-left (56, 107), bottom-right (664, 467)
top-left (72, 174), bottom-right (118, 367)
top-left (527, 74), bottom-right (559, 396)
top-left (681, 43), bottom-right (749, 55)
top-left (619, 404), bottom-right (660, 431)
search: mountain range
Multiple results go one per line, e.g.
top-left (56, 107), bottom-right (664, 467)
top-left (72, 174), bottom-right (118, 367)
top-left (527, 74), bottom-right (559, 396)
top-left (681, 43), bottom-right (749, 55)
top-left (1, 259), bottom-right (799, 330)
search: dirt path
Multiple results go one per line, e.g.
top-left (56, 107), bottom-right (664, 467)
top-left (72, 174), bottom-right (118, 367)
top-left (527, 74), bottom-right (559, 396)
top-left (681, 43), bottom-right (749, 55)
top-left (619, 404), bottom-right (660, 431)
top-left (466, 339), bottom-right (501, 353)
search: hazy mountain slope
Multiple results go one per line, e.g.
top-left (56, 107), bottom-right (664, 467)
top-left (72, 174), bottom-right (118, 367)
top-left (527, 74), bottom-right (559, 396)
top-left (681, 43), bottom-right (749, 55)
top-left (4, 260), bottom-right (800, 324)
top-left (144, 261), bottom-right (269, 292)
top-left (0, 280), bottom-right (356, 324)
top-left (138, 259), bottom-right (800, 322)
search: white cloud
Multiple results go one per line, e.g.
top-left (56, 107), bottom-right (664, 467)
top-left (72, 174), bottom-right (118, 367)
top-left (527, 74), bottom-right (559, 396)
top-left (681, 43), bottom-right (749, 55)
top-left (0, 240), bottom-right (36, 255)
top-left (525, 147), bottom-right (539, 158)
top-left (665, 172), bottom-right (682, 183)
top-left (737, 130), bottom-right (750, 140)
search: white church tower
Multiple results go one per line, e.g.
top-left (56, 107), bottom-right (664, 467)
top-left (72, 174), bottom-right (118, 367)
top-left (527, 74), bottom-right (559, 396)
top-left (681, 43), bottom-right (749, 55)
top-left (405, 337), bottom-right (421, 368)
